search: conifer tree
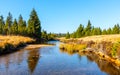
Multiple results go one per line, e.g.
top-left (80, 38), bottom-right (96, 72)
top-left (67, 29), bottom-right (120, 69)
top-left (85, 20), bottom-right (92, 36)
top-left (4, 12), bottom-right (12, 35)
top-left (27, 9), bottom-right (41, 39)
top-left (18, 15), bottom-right (25, 35)
top-left (76, 24), bottom-right (84, 38)
top-left (23, 21), bottom-right (27, 35)
top-left (0, 16), bottom-right (5, 34)
top-left (66, 32), bottom-right (70, 39)
top-left (102, 29), bottom-right (107, 35)
top-left (11, 19), bottom-right (18, 35)
top-left (112, 24), bottom-right (120, 34)
top-left (91, 27), bottom-right (101, 35)
top-left (107, 28), bottom-right (112, 34)
top-left (71, 32), bottom-right (76, 38)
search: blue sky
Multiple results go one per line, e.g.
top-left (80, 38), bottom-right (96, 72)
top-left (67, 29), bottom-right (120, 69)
top-left (0, 0), bottom-right (120, 33)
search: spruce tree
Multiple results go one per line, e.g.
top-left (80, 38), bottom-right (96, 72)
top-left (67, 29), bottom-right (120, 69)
top-left (71, 32), bottom-right (76, 38)
top-left (107, 28), bottom-right (112, 34)
top-left (85, 20), bottom-right (92, 36)
top-left (27, 9), bottom-right (41, 39)
top-left (66, 32), bottom-right (70, 39)
top-left (95, 27), bottom-right (102, 35)
top-left (23, 21), bottom-right (27, 35)
top-left (102, 29), bottom-right (107, 35)
top-left (76, 24), bottom-right (84, 38)
top-left (112, 24), bottom-right (120, 34)
top-left (0, 16), bottom-right (5, 34)
top-left (18, 15), bottom-right (25, 35)
top-left (4, 12), bottom-right (12, 35)
top-left (11, 19), bottom-right (18, 35)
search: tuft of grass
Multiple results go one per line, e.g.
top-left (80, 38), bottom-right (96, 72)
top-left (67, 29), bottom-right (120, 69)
top-left (59, 43), bottom-right (86, 53)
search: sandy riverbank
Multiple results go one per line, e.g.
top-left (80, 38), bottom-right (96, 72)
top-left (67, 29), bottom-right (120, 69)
top-left (24, 44), bottom-right (53, 49)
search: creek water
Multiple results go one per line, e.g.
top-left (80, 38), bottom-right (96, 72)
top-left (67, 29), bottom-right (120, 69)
top-left (0, 41), bottom-right (120, 75)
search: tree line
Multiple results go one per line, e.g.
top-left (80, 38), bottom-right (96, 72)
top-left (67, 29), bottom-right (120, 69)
top-left (0, 9), bottom-right (45, 42)
top-left (0, 9), bottom-right (58, 42)
top-left (66, 20), bottom-right (120, 39)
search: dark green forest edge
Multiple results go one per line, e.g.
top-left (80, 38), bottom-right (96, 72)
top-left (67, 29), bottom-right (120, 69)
top-left (66, 20), bottom-right (120, 39)
top-left (0, 9), bottom-right (56, 43)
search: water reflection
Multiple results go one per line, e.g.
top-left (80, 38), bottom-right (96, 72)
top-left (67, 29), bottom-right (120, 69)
top-left (0, 48), bottom-right (41, 75)
top-left (60, 49), bottom-right (76, 55)
top-left (86, 53), bottom-right (120, 75)
top-left (60, 49), bottom-right (120, 75)
top-left (27, 49), bottom-right (40, 73)
top-left (0, 49), bottom-right (24, 68)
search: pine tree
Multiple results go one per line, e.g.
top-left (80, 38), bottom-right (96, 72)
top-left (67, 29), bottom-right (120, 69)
top-left (85, 20), bottom-right (92, 36)
top-left (102, 29), bottom-right (107, 35)
top-left (112, 24), bottom-right (120, 34)
top-left (4, 12), bottom-right (12, 35)
top-left (0, 16), bottom-right (5, 34)
top-left (71, 32), bottom-right (77, 38)
top-left (27, 9), bottom-right (41, 39)
top-left (99, 27), bottom-right (102, 35)
top-left (107, 28), bottom-right (112, 34)
top-left (66, 32), bottom-right (70, 39)
top-left (11, 19), bottom-right (18, 35)
top-left (18, 15), bottom-right (26, 35)
top-left (91, 27), bottom-right (101, 35)
top-left (23, 21), bottom-right (27, 35)
top-left (96, 27), bottom-right (102, 35)
top-left (76, 24), bottom-right (84, 38)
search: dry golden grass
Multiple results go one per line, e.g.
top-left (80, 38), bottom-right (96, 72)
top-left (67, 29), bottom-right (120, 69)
top-left (77, 34), bottom-right (120, 43)
top-left (0, 35), bottom-right (35, 49)
top-left (59, 43), bottom-right (86, 52)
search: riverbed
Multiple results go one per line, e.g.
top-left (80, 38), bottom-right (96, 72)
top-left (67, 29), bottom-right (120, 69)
top-left (0, 41), bottom-right (119, 75)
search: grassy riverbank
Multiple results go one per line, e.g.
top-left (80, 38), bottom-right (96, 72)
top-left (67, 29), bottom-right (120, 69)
top-left (59, 34), bottom-right (120, 68)
top-left (0, 35), bottom-right (35, 54)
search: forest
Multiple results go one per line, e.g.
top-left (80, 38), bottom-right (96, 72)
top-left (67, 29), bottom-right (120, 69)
top-left (66, 20), bottom-right (120, 39)
top-left (0, 9), bottom-right (56, 42)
